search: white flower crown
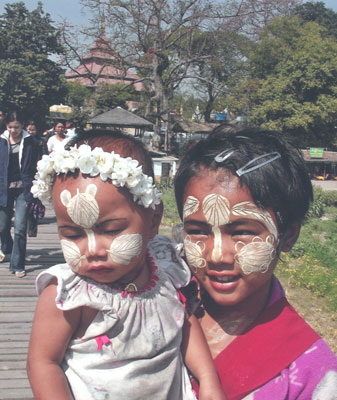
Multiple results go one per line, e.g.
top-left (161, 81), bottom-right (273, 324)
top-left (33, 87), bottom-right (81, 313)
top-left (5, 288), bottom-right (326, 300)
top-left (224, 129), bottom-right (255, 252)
top-left (31, 144), bottom-right (162, 209)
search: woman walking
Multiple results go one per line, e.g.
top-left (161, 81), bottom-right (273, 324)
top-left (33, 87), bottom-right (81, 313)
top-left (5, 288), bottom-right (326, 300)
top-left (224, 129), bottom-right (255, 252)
top-left (0, 111), bottom-right (39, 277)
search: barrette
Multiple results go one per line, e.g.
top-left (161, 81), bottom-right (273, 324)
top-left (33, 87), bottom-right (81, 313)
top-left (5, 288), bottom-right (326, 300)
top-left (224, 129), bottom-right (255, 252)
top-left (236, 152), bottom-right (281, 177)
top-left (214, 150), bottom-right (234, 163)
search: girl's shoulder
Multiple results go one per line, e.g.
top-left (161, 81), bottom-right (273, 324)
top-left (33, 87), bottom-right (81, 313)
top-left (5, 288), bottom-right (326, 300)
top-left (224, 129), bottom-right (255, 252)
top-left (148, 234), bottom-right (191, 289)
top-left (36, 264), bottom-right (115, 312)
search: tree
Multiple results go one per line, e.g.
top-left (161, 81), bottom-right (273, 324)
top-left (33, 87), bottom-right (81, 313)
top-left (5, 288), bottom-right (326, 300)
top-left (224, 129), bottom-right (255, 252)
top-left (189, 30), bottom-right (249, 122)
top-left (229, 16), bottom-right (337, 148)
top-left (92, 82), bottom-right (138, 115)
top-left (0, 2), bottom-right (67, 129)
top-left (293, 1), bottom-right (337, 38)
top-left (60, 0), bottom-right (300, 151)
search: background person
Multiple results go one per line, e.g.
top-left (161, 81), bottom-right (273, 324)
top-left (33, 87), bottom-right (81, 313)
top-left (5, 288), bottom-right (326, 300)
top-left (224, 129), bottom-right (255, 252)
top-left (174, 126), bottom-right (337, 399)
top-left (47, 119), bottom-right (71, 153)
top-left (0, 111), bottom-right (39, 277)
top-left (26, 121), bottom-right (48, 158)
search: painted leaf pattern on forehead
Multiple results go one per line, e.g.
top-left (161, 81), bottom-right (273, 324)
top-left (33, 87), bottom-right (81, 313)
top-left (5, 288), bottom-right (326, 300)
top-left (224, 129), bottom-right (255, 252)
top-left (184, 235), bottom-right (206, 270)
top-left (61, 184), bottom-right (100, 229)
top-left (60, 239), bottom-right (86, 272)
top-left (106, 234), bottom-right (143, 265)
top-left (202, 194), bottom-right (230, 227)
top-left (231, 201), bottom-right (278, 239)
top-left (183, 195), bottom-right (200, 219)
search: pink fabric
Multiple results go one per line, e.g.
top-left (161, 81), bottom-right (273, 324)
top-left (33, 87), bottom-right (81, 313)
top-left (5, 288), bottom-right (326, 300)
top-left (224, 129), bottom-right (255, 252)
top-left (95, 335), bottom-right (112, 351)
top-left (252, 339), bottom-right (337, 399)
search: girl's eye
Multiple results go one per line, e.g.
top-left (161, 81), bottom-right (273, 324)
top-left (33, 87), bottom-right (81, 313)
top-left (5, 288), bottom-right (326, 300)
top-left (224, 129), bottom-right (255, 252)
top-left (233, 230), bottom-right (257, 237)
top-left (103, 229), bottom-right (123, 235)
top-left (185, 229), bottom-right (209, 236)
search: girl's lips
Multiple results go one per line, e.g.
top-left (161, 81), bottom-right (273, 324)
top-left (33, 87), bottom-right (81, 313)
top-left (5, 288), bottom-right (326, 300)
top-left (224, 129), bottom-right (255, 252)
top-left (89, 265), bottom-right (112, 273)
top-left (207, 271), bottom-right (241, 291)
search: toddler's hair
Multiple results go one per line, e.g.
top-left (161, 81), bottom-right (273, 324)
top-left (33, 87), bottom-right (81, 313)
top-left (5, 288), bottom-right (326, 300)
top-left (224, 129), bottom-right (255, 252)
top-left (67, 129), bottom-right (155, 179)
top-left (174, 125), bottom-right (313, 233)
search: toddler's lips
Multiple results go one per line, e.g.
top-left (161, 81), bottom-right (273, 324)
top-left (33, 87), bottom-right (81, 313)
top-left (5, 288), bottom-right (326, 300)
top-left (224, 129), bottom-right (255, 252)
top-left (89, 265), bottom-right (112, 273)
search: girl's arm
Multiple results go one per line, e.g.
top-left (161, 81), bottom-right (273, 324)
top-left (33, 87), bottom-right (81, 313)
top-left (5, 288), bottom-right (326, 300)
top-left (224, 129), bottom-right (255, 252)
top-left (182, 314), bottom-right (226, 400)
top-left (27, 281), bottom-right (81, 400)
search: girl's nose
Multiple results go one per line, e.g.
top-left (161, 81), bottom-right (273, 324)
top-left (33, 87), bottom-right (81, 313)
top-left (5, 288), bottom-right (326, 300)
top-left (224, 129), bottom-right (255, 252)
top-left (84, 230), bottom-right (107, 259)
top-left (210, 231), bottom-right (234, 265)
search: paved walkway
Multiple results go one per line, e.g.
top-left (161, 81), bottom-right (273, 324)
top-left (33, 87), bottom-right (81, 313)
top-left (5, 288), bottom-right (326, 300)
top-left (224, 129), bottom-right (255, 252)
top-left (0, 206), bottom-right (64, 400)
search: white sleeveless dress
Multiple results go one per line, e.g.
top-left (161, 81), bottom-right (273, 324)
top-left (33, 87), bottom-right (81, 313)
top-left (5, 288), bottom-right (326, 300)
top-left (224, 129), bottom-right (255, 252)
top-left (36, 235), bottom-right (196, 400)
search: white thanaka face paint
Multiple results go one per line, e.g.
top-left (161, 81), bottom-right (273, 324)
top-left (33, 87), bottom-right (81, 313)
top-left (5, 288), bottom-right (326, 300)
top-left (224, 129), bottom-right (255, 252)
top-left (60, 184), bottom-right (99, 228)
top-left (60, 184), bottom-right (100, 261)
top-left (183, 196), bottom-right (200, 220)
top-left (183, 190), bottom-right (279, 275)
top-left (202, 194), bottom-right (230, 262)
top-left (183, 235), bottom-right (206, 271)
top-left (60, 239), bottom-right (86, 272)
top-left (234, 235), bottom-right (276, 275)
top-left (232, 201), bottom-right (278, 241)
top-left (106, 233), bottom-right (143, 265)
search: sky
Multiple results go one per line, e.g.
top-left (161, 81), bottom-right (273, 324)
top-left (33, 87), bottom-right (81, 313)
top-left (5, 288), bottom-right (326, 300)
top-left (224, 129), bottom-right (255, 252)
top-left (0, 0), bottom-right (336, 28)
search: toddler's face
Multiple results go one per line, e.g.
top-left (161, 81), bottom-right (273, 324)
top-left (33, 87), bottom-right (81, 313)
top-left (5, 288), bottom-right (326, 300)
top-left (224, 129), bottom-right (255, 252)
top-left (52, 173), bottom-right (160, 284)
top-left (182, 168), bottom-right (282, 308)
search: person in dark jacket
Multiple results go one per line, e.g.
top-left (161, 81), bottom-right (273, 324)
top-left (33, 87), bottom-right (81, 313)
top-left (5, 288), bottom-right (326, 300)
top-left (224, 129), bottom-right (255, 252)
top-left (0, 111), bottom-right (39, 277)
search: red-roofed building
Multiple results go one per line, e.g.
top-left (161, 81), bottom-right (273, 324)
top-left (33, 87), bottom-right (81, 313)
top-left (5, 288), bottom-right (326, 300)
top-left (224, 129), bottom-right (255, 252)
top-left (65, 35), bottom-right (143, 95)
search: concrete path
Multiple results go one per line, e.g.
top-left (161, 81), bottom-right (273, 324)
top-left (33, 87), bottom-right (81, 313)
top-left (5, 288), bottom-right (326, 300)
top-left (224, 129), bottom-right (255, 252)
top-left (0, 206), bottom-right (64, 400)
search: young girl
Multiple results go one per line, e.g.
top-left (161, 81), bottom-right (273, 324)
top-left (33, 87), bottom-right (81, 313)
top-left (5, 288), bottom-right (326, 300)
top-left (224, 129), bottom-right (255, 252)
top-left (27, 130), bottom-right (225, 400)
top-left (174, 127), bottom-right (337, 399)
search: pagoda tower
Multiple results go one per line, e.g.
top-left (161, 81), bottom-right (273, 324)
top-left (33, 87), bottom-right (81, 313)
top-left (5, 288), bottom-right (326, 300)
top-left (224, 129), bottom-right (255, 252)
top-left (65, 35), bottom-right (142, 93)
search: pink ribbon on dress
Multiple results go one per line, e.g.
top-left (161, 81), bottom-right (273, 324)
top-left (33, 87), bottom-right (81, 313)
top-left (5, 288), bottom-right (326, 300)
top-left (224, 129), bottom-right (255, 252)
top-left (95, 335), bottom-right (112, 351)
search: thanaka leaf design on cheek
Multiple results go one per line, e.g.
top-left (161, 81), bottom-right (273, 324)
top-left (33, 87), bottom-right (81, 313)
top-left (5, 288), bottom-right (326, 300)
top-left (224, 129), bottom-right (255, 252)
top-left (234, 235), bottom-right (276, 275)
top-left (184, 235), bottom-right (206, 272)
top-left (60, 239), bottom-right (86, 272)
top-left (106, 234), bottom-right (143, 265)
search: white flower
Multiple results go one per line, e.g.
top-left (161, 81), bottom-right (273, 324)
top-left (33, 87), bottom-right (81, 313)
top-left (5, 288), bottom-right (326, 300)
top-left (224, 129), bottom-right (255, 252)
top-left (30, 143), bottom-right (162, 209)
top-left (78, 155), bottom-right (96, 175)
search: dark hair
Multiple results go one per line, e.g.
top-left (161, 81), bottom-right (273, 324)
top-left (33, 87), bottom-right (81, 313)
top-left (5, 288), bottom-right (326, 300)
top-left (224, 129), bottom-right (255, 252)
top-left (5, 110), bottom-right (25, 125)
top-left (174, 126), bottom-right (313, 233)
top-left (53, 119), bottom-right (66, 127)
top-left (67, 129), bottom-right (155, 179)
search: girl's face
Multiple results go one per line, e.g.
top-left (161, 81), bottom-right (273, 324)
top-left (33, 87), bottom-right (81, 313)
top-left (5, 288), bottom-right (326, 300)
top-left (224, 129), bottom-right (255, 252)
top-left (52, 173), bottom-right (162, 284)
top-left (182, 169), bottom-right (286, 308)
top-left (7, 120), bottom-right (23, 140)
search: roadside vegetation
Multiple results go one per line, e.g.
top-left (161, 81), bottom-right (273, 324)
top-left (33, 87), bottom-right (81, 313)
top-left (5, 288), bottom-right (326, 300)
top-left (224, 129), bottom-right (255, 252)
top-left (277, 187), bottom-right (337, 312)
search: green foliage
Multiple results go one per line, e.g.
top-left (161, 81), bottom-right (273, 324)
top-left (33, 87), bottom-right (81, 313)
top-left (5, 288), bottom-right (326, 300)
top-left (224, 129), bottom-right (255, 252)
top-left (294, 1), bottom-right (337, 39)
top-left (280, 189), bottom-right (337, 310)
top-left (0, 2), bottom-right (67, 129)
top-left (66, 81), bottom-right (91, 108)
top-left (157, 183), bottom-right (181, 227)
top-left (92, 83), bottom-right (138, 115)
top-left (228, 16), bottom-right (337, 149)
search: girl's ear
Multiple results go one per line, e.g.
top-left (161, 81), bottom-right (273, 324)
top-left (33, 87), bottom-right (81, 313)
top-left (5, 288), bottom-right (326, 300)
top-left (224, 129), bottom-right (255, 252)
top-left (279, 223), bottom-right (301, 253)
top-left (149, 201), bottom-right (164, 238)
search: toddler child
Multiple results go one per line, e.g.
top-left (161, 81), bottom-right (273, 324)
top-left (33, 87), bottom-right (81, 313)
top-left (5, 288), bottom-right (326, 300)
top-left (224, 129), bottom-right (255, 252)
top-left (27, 130), bottom-right (225, 400)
